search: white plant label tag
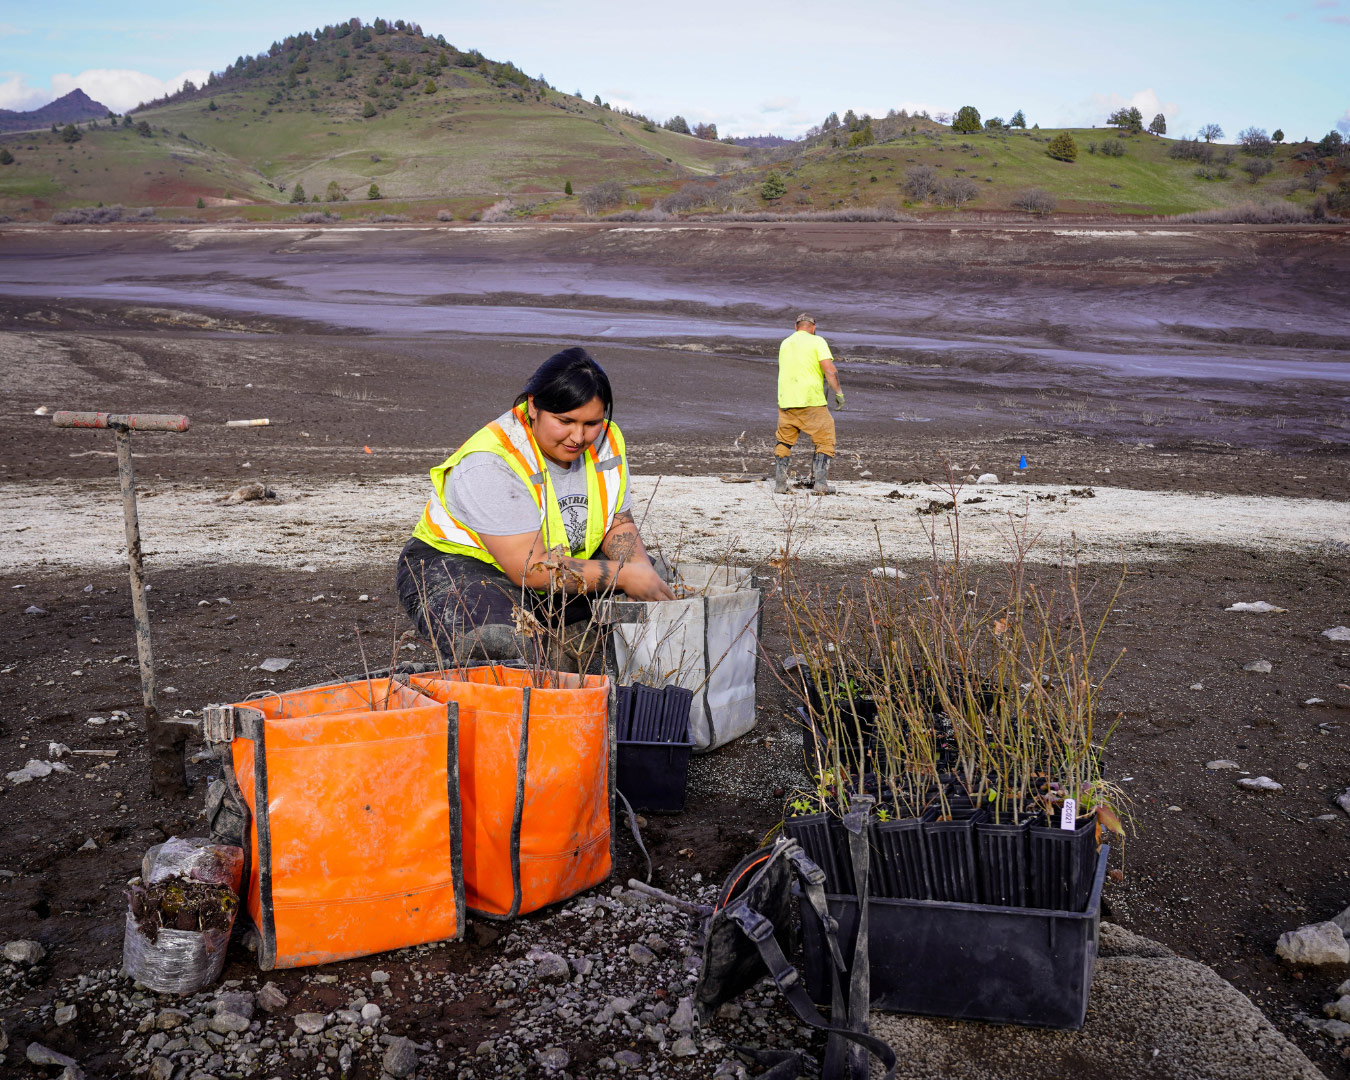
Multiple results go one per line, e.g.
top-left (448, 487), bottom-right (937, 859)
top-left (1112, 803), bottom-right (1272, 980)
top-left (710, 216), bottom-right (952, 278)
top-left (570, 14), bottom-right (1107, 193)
top-left (1060, 798), bottom-right (1077, 831)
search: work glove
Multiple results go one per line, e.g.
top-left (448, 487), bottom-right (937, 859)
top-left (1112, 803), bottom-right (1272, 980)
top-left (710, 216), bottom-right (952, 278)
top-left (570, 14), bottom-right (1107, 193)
top-left (833, 390), bottom-right (846, 410)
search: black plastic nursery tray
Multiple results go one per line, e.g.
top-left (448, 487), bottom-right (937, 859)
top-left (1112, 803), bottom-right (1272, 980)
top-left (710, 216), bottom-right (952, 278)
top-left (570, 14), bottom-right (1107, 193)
top-left (798, 847), bottom-right (1109, 1030)
top-left (615, 683), bottom-right (694, 814)
top-left (616, 740), bottom-right (694, 814)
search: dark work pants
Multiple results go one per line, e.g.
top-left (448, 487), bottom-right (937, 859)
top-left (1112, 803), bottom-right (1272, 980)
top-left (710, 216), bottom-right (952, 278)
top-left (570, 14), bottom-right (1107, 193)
top-left (395, 538), bottom-right (593, 657)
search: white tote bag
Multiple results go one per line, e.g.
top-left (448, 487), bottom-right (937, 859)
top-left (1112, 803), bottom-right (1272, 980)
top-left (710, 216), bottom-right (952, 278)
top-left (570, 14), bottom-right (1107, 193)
top-left (606, 562), bottom-right (762, 753)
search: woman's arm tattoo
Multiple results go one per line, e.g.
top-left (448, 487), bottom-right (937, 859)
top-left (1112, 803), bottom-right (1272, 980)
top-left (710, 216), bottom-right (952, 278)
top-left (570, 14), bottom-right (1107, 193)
top-left (603, 510), bottom-right (640, 563)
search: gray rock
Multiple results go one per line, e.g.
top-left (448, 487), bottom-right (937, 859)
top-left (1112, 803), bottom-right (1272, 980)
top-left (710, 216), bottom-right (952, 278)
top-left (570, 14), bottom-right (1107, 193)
top-left (256, 982), bottom-right (287, 1013)
top-left (1325, 995), bottom-right (1350, 1022)
top-left (209, 1012), bottom-right (250, 1035)
top-left (360, 1002), bottom-right (381, 1023)
top-left (214, 991), bottom-right (254, 1020)
top-left (1276, 922), bottom-right (1350, 966)
top-left (571, 956), bottom-right (594, 977)
top-left (627, 942), bottom-right (656, 966)
top-left (3, 938), bottom-right (45, 964)
top-left (293, 1012), bottom-right (327, 1035)
top-left (370, 969), bottom-right (390, 984)
top-left (1336, 789), bottom-right (1350, 818)
top-left (259, 657), bottom-right (293, 673)
top-left (872, 927), bottom-right (1328, 1079)
top-left (1205, 759), bottom-right (1239, 770)
top-left (1242, 659), bottom-right (1273, 673)
top-left (382, 1035), bottom-right (418, 1078)
top-left (1321, 626), bottom-right (1350, 642)
top-left (671, 1036), bottom-right (697, 1057)
top-left (614, 1049), bottom-right (643, 1067)
top-left (536, 1047), bottom-right (570, 1070)
top-left (149, 1056), bottom-right (174, 1080)
top-left (532, 951), bottom-right (571, 982)
top-left (644, 934), bottom-right (670, 953)
top-left (975, 473), bottom-right (999, 484)
top-left (54, 1004), bottom-right (76, 1025)
top-left (1303, 1016), bottom-right (1350, 1042)
top-left (1236, 776), bottom-right (1283, 793)
top-left (668, 996), bottom-right (696, 1034)
top-left (26, 1043), bottom-right (80, 1070)
top-left (155, 1008), bottom-right (190, 1030)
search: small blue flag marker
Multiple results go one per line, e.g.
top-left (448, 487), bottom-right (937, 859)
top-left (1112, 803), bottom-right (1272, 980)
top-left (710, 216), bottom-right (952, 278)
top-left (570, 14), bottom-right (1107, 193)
top-left (1019, 454), bottom-right (1028, 470)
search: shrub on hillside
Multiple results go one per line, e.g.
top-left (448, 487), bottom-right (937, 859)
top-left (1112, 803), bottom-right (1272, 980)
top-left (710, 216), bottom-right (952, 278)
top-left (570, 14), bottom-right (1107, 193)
top-left (578, 180), bottom-right (626, 215)
top-left (286, 211), bottom-right (340, 223)
top-left (51, 205), bottom-right (154, 224)
top-left (0, 148), bottom-right (13, 165)
top-left (367, 183), bottom-right (381, 200)
top-left (1046, 133), bottom-right (1078, 162)
top-left (760, 171), bottom-right (787, 200)
top-left (479, 199), bottom-right (514, 222)
top-left (903, 165), bottom-right (939, 201)
top-left (289, 183), bottom-right (307, 204)
top-left (1098, 139), bottom-right (1125, 158)
top-left (436, 209), bottom-right (454, 221)
top-left (936, 177), bottom-right (978, 207)
top-left (1011, 188), bottom-right (1057, 216)
top-left (1241, 158), bottom-right (1274, 184)
top-left (1168, 201), bottom-right (1338, 224)
top-left (60, 123), bottom-right (81, 143)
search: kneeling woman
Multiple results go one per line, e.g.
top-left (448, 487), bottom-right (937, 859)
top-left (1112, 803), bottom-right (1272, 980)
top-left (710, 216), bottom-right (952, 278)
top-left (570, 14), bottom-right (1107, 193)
top-left (396, 347), bottom-right (674, 669)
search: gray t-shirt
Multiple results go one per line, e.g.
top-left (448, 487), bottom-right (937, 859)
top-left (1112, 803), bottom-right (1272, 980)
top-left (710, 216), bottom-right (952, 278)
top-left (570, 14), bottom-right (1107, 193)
top-left (446, 451), bottom-right (631, 555)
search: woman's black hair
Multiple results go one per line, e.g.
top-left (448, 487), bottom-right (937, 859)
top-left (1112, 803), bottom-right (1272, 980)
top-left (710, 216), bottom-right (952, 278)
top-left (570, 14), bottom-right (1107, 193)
top-left (514, 347), bottom-right (614, 426)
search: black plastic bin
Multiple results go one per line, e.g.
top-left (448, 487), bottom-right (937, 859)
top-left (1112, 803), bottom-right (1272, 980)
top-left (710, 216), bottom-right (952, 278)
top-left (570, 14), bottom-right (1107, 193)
top-left (798, 846), bottom-right (1109, 1029)
top-left (615, 683), bottom-right (695, 814)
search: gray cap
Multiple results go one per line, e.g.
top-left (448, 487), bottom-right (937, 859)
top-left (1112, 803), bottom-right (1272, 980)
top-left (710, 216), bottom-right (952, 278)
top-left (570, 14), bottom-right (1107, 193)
top-left (795, 313), bottom-right (816, 326)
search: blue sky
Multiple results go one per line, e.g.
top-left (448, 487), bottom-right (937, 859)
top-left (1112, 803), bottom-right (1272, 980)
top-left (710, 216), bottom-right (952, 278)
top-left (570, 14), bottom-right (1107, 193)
top-left (1, 1), bottom-right (1346, 141)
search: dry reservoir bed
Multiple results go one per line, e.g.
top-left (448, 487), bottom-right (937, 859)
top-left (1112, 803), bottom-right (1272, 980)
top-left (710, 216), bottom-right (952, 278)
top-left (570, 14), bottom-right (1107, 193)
top-left (5, 476), bottom-right (1349, 573)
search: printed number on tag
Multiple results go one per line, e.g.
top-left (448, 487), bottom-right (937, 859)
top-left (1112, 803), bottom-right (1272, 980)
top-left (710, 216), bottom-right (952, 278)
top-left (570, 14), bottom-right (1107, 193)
top-left (1060, 798), bottom-right (1077, 831)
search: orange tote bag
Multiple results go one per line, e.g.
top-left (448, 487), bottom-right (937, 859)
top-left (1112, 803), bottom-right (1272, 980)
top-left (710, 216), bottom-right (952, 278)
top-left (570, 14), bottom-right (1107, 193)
top-left (412, 666), bottom-right (612, 918)
top-left (208, 678), bottom-right (463, 969)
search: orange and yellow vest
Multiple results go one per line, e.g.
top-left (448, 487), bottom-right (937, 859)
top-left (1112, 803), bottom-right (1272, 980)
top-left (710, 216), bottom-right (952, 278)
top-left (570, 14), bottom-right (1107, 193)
top-left (411, 403), bottom-right (629, 571)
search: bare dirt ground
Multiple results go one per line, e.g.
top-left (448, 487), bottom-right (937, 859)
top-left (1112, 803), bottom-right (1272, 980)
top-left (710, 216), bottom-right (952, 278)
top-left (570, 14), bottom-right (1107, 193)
top-left (0, 222), bottom-right (1348, 1078)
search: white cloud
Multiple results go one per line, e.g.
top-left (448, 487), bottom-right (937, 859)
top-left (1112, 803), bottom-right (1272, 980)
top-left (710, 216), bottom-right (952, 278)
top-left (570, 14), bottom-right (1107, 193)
top-left (1058, 88), bottom-right (1180, 131)
top-left (1338, 109), bottom-right (1350, 135)
top-left (0, 22), bottom-right (30, 38)
top-left (759, 95), bottom-right (798, 113)
top-left (0, 72), bottom-right (48, 112)
top-left (49, 68), bottom-right (210, 113)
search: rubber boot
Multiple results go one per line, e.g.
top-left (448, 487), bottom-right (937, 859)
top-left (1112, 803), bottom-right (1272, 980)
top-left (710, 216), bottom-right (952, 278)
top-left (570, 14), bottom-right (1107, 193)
top-left (458, 623), bottom-right (526, 663)
top-left (811, 453), bottom-right (834, 495)
top-left (774, 457), bottom-right (790, 494)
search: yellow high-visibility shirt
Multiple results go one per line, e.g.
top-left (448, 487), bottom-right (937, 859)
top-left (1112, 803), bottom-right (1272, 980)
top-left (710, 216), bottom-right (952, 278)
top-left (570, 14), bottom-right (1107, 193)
top-left (777, 330), bottom-right (832, 408)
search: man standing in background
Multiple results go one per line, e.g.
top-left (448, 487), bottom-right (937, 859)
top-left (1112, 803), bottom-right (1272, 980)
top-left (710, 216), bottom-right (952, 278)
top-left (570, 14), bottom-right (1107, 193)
top-left (773, 314), bottom-right (844, 495)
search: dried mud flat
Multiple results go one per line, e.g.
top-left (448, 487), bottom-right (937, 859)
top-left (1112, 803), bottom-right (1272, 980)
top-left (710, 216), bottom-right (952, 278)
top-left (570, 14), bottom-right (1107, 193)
top-left (0, 223), bottom-right (1348, 1079)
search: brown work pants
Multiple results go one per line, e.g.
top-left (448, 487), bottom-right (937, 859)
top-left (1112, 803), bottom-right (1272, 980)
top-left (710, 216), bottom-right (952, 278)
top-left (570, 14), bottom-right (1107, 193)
top-left (775, 405), bottom-right (835, 458)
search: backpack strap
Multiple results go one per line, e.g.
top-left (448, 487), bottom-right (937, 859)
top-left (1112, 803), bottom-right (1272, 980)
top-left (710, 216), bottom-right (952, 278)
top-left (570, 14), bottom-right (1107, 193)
top-left (722, 898), bottom-right (897, 1080)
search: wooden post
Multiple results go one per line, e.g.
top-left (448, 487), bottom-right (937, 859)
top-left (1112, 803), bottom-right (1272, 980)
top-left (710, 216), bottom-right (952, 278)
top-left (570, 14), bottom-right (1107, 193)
top-left (53, 410), bottom-right (190, 798)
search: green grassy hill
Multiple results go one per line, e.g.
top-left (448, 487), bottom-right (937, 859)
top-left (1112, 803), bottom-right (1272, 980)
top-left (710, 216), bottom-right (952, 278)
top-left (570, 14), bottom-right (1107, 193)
top-left (0, 17), bottom-right (743, 216)
top-left (745, 124), bottom-right (1343, 217)
top-left (0, 18), bottom-right (1343, 220)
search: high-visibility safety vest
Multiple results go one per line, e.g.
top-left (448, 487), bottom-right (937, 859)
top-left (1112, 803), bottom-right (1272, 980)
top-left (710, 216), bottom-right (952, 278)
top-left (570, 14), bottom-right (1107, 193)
top-left (411, 403), bottom-right (629, 570)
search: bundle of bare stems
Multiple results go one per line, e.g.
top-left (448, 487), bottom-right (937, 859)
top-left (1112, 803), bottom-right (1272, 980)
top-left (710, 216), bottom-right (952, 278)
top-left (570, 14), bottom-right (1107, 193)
top-left (776, 466), bottom-right (1129, 839)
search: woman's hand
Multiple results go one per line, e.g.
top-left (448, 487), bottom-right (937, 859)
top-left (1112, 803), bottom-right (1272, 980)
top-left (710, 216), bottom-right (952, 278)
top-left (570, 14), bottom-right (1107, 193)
top-left (618, 560), bottom-right (677, 602)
